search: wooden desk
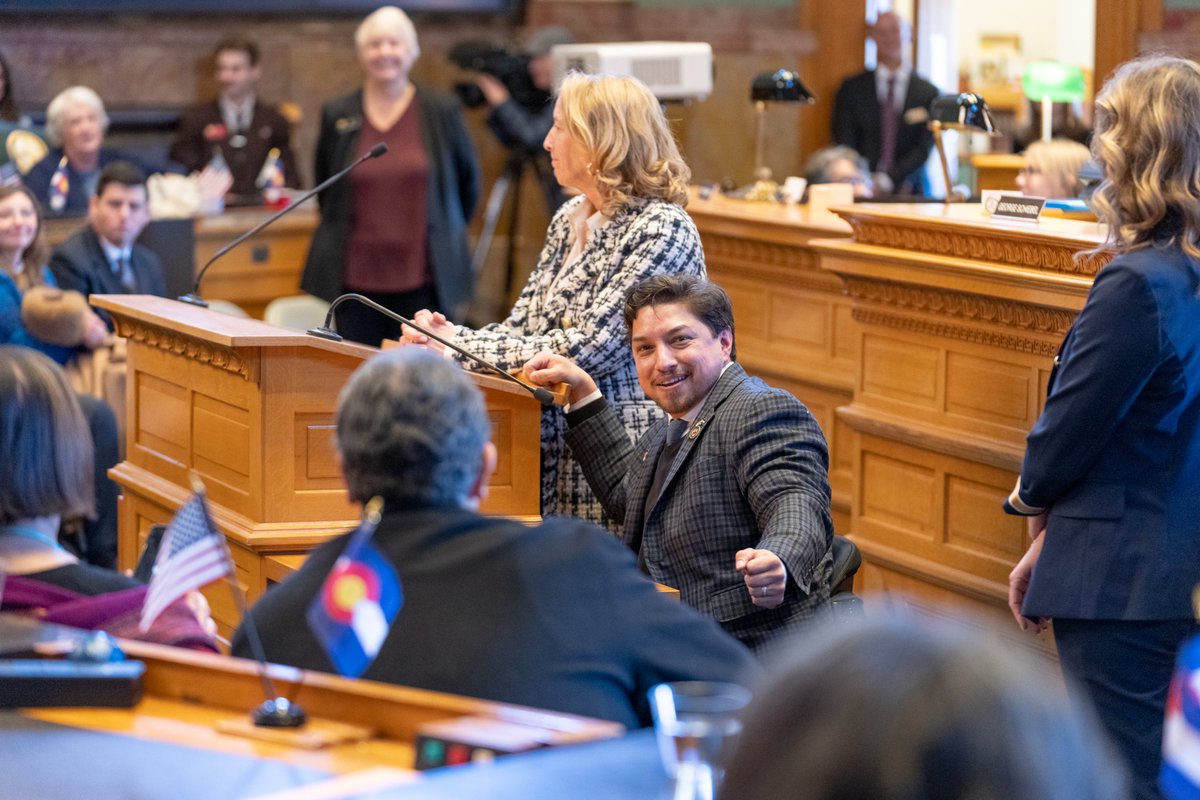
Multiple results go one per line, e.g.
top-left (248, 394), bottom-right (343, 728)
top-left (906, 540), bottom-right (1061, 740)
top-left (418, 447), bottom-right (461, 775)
top-left (970, 153), bottom-right (1026, 193)
top-left (2, 616), bottom-right (623, 799)
top-left (93, 296), bottom-right (544, 639)
top-left (687, 193), bottom-right (854, 531)
top-left (810, 203), bottom-right (1107, 642)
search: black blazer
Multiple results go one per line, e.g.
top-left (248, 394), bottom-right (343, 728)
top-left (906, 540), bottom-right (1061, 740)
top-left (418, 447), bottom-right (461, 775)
top-left (233, 508), bottom-right (756, 729)
top-left (832, 70), bottom-right (939, 193)
top-left (300, 86), bottom-right (480, 314)
top-left (49, 226), bottom-right (166, 329)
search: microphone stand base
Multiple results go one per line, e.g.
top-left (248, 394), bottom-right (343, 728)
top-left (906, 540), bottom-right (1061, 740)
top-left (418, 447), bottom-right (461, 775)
top-left (252, 697), bottom-right (307, 728)
top-left (306, 326), bottom-right (343, 342)
top-left (176, 293), bottom-right (210, 308)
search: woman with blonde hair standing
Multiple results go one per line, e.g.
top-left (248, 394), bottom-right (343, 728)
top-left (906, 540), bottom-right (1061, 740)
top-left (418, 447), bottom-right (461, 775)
top-left (402, 72), bottom-right (705, 530)
top-left (1007, 55), bottom-right (1200, 800)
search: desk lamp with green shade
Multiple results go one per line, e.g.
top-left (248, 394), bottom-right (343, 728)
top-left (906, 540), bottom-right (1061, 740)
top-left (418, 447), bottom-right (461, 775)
top-left (928, 92), bottom-right (998, 204)
top-left (1022, 60), bottom-right (1086, 142)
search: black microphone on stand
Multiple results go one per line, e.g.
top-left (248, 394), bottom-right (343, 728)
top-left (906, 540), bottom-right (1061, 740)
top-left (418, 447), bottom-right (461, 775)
top-left (178, 143), bottom-right (390, 308)
top-left (308, 293), bottom-right (557, 406)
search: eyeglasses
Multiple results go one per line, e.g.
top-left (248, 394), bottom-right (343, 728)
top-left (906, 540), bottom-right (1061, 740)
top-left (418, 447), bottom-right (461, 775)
top-left (1018, 166), bottom-right (1043, 176)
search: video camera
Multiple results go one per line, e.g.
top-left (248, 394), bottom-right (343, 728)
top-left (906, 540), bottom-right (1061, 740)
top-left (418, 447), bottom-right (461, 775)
top-left (448, 41), bottom-right (550, 113)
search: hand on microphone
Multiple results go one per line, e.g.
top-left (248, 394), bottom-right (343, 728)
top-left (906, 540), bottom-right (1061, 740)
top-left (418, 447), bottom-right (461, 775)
top-left (400, 309), bottom-right (454, 353)
top-left (523, 352), bottom-right (598, 406)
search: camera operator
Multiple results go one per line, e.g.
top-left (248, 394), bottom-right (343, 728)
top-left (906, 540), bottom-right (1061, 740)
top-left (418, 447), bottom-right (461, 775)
top-left (468, 26), bottom-right (573, 209)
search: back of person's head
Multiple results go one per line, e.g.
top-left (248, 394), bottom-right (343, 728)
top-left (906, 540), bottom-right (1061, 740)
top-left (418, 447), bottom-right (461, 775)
top-left (0, 182), bottom-right (49, 271)
top-left (1020, 138), bottom-right (1090, 198)
top-left (354, 5), bottom-right (420, 63)
top-left (0, 346), bottom-right (94, 525)
top-left (721, 614), bottom-right (1127, 800)
top-left (622, 274), bottom-right (736, 360)
top-left (524, 25), bottom-right (573, 58)
top-left (95, 161), bottom-right (148, 197)
top-left (213, 34), bottom-right (259, 66)
top-left (1090, 54), bottom-right (1200, 258)
top-left (44, 86), bottom-right (108, 147)
top-left (555, 72), bottom-right (690, 215)
top-left (336, 348), bottom-right (489, 509)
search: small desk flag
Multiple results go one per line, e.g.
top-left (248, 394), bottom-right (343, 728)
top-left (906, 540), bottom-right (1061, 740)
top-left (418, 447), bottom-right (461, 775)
top-left (1162, 629), bottom-right (1200, 799)
top-left (139, 491), bottom-right (230, 632)
top-left (48, 156), bottom-right (69, 213)
top-left (257, 146), bottom-right (286, 204)
top-left (306, 498), bottom-right (402, 678)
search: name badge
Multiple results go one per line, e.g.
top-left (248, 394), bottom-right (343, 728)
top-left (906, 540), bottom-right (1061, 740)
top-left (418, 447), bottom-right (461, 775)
top-left (987, 193), bottom-right (1044, 222)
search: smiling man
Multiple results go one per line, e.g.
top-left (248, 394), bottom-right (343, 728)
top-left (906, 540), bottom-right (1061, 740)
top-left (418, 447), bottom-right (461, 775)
top-left (525, 275), bottom-right (834, 651)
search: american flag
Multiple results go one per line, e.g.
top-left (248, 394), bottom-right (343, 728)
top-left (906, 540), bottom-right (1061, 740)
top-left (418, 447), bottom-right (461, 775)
top-left (139, 492), bottom-right (230, 633)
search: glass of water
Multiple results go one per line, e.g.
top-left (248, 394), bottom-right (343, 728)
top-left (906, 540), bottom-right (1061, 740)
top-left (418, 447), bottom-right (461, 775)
top-left (649, 681), bottom-right (752, 800)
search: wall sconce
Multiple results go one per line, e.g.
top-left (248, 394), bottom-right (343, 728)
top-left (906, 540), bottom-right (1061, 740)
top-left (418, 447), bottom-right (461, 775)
top-left (1022, 61), bottom-right (1086, 142)
top-left (928, 92), bottom-right (997, 204)
top-left (747, 69), bottom-right (814, 195)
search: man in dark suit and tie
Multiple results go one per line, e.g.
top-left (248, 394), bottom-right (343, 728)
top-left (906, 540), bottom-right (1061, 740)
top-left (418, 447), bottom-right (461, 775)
top-left (170, 35), bottom-right (299, 206)
top-left (524, 275), bottom-right (834, 652)
top-left (832, 11), bottom-right (938, 196)
top-left (49, 161), bottom-right (166, 330)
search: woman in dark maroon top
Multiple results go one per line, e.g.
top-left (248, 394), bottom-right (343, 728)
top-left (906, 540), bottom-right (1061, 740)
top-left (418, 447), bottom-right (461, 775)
top-left (301, 5), bottom-right (480, 346)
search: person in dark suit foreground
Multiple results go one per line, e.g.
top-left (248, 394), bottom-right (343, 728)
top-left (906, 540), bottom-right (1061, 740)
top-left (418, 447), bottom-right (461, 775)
top-left (233, 348), bottom-right (755, 728)
top-left (524, 276), bottom-right (834, 652)
top-left (1005, 55), bottom-right (1200, 800)
top-left (170, 35), bottom-right (299, 206)
top-left (49, 161), bottom-right (166, 331)
top-left (832, 11), bottom-right (938, 196)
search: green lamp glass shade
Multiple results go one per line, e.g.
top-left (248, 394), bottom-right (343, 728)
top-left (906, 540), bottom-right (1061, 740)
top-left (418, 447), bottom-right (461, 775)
top-left (750, 69), bottom-right (815, 104)
top-left (1022, 61), bottom-right (1086, 102)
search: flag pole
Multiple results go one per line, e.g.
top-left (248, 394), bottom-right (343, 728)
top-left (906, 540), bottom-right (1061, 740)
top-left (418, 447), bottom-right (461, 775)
top-left (191, 474), bottom-right (307, 728)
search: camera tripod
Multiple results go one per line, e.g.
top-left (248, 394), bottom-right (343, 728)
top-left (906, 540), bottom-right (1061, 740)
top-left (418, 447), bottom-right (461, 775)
top-left (472, 149), bottom-right (564, 297)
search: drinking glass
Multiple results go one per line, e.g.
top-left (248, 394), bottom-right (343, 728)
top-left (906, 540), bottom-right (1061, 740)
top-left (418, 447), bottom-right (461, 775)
top-left (649, 681), bottom-right (751, 800)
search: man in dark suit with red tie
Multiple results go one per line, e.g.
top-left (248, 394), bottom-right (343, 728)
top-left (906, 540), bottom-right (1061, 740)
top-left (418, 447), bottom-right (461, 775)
top-left (49, 161), bottom-right (166, 330)
top-left (170, 35), bottom-right (299, 206)
top-left (525, 276), bottom-right (835, 652)
top-left (832, 11), bottom-right (938, 196)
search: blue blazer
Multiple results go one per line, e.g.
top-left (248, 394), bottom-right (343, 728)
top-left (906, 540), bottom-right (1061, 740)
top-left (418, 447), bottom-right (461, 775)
top-left (1014, 244), bottom-right (1200, 620)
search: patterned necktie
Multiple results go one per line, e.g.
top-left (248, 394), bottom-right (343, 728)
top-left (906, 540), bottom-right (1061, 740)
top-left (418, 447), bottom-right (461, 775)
top-left (878, 75), bottom-right (899, 174)
top-left (116, 254), bottom-right (136, 292)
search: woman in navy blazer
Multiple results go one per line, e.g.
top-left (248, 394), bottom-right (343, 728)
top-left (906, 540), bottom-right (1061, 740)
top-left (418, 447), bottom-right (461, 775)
top-left (1006, 56), bottom-right (1200, 800)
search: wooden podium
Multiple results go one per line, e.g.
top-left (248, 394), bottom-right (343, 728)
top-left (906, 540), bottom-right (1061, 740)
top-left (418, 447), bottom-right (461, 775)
top-left (92, 295), bottom-right (544, 637)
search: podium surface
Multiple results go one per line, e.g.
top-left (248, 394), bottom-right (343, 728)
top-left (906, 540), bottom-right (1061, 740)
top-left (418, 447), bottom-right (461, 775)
top-left (92, 296), bottom-right (544, 637)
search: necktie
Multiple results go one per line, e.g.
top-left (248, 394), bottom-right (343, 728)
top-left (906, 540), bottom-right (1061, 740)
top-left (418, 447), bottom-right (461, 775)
top-left (636, 418), bottom-right (691, 573)
top-left (878, 75), bottom-right (899, 175)
top-left (116, 254), bottom-right (136, 292)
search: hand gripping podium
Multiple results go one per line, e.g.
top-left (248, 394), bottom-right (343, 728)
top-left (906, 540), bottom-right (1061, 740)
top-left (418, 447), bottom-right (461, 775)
top-left (92, 295), bottom-right (544, 637)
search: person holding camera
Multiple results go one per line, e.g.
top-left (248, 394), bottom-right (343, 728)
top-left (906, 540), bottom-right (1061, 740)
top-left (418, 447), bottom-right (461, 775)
top-left (400, 72), bottom-right (705, 535)
top-left (300, 5), bottom-right (480, 347)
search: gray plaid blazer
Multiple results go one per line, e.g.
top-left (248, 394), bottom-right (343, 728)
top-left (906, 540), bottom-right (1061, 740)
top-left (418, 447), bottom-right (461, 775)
top-left (566, 363), bottom-right (834, 650)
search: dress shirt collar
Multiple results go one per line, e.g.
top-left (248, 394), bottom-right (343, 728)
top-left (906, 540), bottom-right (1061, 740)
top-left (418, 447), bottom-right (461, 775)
top-left (875, 64), bottom-right (911, 108)
top-left (98, 237), bottom-right (130, 272)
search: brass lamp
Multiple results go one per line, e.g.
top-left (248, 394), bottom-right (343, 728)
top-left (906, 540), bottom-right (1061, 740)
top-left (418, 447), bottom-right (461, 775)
top-left (745, 69), bottom-right (814, 198)
top-left (928, 92), bottom-right (997, 204)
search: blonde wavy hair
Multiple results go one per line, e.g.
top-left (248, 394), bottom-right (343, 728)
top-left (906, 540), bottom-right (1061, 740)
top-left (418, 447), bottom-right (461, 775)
top-left (1089, 55), bottom-right (1200, 259)
top-left (555, 72), bottom-right (690, 215)
top-left (1022, 138), bottom-right (1089, 199)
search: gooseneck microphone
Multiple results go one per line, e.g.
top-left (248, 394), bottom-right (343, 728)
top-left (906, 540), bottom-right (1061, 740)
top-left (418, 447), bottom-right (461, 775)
top-left (178, 143), bottom-right (390, 308)
top-left (308, 293), bottom-right (557, 406)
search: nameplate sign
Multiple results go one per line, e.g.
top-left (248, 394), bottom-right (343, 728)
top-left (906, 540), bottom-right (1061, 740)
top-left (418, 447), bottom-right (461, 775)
top-left (988, 194), bottom-right (1045, 222)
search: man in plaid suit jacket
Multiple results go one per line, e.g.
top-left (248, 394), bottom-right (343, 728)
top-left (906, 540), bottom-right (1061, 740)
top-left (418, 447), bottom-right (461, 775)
top-left (526, 276), bottom-right (833, 651)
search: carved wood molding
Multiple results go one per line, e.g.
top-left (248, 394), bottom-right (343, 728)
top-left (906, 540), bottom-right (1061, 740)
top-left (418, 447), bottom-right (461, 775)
top-left (852, 307), bottom-right (1061, 357)
top-left (702, 232), bottom-right (841, 293)
top-left (114, 318), bottom-right (255, 380)
top-left (842, 276), bottom-right (1073, 346)
top-left (841, 216), bottom-right (1111, 275)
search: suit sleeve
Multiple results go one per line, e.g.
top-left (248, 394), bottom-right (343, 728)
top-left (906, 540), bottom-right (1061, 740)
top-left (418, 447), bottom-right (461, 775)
top-left (48, 249), bottom-right (91, 296)
top-left (1015, 262), bottom-right (1163, 510)
top-left (312, 105), bottom-right (338, 213)
top-left (889, 81), bottom-right (937, 187)
top-left (832, 79), bottom-right (858, 149)
top-left (739, 393), bottom-right (834, 596)
top-left (564, 399), bottom-right (639, 523)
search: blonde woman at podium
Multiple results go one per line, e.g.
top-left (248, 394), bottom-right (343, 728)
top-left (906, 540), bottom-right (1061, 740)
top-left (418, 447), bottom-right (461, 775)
top-left (401, 72), bottom-right (704, 533)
